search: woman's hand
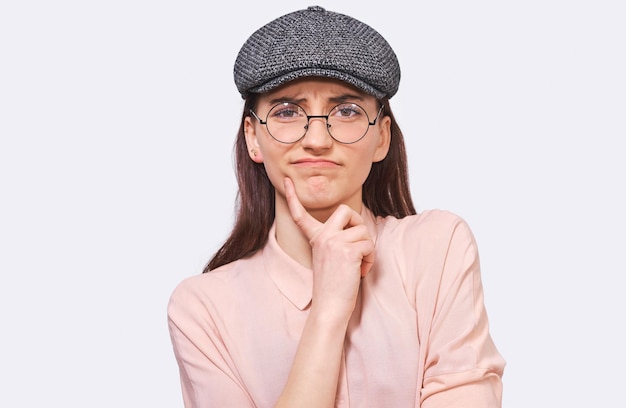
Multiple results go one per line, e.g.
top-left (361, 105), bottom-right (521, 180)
top-left (283, 177), bottom-right (375, 320)
top-left (274, 177), bottom-right (376, 407)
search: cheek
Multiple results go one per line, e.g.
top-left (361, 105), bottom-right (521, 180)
top-left (354, 160), bottom-right (375, 184)
top-left (353, 143), bottom-right (381, 178)
top-left (361, 139), bottom-right (384, 165)
top-left (257, 149), bottom-right (286, 188)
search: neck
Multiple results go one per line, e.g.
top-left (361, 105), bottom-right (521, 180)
top-left (274, 197), bottom-right (314, 268)
top-left (273, 195), bottom-right (364, 268)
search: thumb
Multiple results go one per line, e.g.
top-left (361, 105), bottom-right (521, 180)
top-left (360, 252), bottom-right (375, 277)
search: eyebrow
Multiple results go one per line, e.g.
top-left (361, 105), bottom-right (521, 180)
top-left (266, 93), bottom-right (367, 106)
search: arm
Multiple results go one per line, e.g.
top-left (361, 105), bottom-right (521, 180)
top-left (168, 177), bottom-right (374, 407)
top-left (275, 178), bottom-right (374, 407)
top-left (167, 281), bottom-right (255, 408)
top-left (274, 306), bottom-right (350, 407)
top-left (420, 217), bottom-right (505, 407)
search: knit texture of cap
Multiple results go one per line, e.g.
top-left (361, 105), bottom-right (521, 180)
top-left (234, 6), bottom-right (400, 99)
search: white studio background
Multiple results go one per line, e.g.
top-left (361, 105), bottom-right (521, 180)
top-left (0, 1), bottom-right (624, 407)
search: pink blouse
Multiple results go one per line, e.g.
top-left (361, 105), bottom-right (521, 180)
top-left (168, 209), bottom-right (505, 407)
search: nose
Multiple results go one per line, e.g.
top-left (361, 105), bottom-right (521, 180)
top-left (300, 117), bottom-right (332, 150)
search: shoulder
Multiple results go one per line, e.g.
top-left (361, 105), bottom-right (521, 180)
top-left (373, 209), bottom-right (480, 280)
top-left (372, 210), bottom-right (483, 308)
top-left (167, 257), bottom-right (258, 322)
top-left (378, 209), bottom-right (475, 245)
top-left (168, 267), bottom-right (228, 318)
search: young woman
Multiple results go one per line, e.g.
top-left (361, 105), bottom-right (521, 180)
top-left (168, 6), bottom-right (505, 407)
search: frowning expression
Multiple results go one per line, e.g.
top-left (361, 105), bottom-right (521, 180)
top-left (244, 78), bottom-right (391, 218)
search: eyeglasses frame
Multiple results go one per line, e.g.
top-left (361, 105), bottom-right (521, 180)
top-left (249, 102), bottom-right (385, 145)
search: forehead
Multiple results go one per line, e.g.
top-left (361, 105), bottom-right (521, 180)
top-left (257, 77), bottom-right (376, 106)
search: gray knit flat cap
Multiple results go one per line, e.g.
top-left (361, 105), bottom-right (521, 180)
top-left (234, 6), bottom-right (400, 99)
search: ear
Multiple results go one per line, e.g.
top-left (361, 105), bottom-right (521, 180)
top-left (372, 114), bottom-right (391, 163)
top-left (244, 116), bottom-right (264, 163)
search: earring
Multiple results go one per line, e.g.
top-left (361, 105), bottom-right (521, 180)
top-left (251, 149), bottom-right (257, 157)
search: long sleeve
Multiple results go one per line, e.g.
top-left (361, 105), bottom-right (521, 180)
top-left (167, 277), bottom-right (255, 408)
top-left (166, 211), bottom-right (504, 407)
top-left (417, 215), bottom-right (505, 407)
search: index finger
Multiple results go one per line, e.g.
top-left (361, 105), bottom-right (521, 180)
top-left (283, 177), bottom-right (322, 241)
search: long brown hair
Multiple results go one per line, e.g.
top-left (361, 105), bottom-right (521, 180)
top-left (204, 95), bottom-right (415, 272)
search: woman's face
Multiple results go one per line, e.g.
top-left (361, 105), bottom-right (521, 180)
top-left (244, 78), bottom-right (391, 219)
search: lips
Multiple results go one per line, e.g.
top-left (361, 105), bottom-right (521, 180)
top-left (292, 158), bottom-right (340, 167)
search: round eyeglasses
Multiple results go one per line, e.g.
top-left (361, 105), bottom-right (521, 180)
top-left (249, 102), bottom-right (385, 144)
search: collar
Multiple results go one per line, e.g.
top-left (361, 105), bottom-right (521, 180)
top-left (261, 207), bottom-right (380, 311)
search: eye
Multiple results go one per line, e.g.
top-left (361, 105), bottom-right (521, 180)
top-left (270, 103), bottom-right (304, 122)
top-left (331, 103), bottom-right (365, 121)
